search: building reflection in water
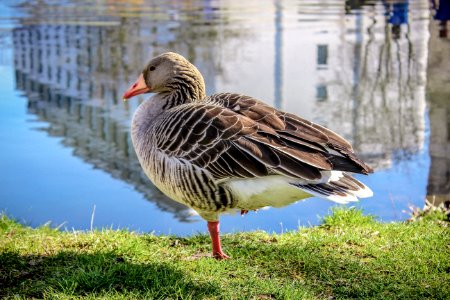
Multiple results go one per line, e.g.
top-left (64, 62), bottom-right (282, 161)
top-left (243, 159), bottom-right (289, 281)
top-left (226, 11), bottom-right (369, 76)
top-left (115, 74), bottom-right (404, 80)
top-left (426, 4), bottom-right (450, 206)
top-left (10, 0), bottom-right (434, 224)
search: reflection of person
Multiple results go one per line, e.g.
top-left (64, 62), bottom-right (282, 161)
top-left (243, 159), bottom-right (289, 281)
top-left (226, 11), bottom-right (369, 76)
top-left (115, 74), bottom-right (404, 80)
top-left (431, 0), bottom-right (450, 38)
top-left (383, 0), bottom-right (409, 39)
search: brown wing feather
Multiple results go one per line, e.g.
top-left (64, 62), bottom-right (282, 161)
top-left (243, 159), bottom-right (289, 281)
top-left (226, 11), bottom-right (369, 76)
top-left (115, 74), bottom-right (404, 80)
top-left (152, 93), bottom-right (372, 182)
top-left (208, 93), bottom-right (373, 175)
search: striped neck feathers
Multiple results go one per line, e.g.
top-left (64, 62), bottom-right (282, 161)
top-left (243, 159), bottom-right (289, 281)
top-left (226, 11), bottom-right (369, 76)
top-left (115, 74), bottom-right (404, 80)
top-left (161, 65), bottom-right (206, 108)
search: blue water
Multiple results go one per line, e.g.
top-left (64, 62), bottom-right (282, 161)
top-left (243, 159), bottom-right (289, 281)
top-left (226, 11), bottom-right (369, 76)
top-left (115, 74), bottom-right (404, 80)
top-left (0, 0), bottom-right (442, 235)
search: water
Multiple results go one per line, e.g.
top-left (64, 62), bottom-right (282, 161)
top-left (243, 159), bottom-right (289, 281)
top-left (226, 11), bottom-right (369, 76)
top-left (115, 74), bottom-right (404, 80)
top-left (0, 0), bottom-right (448, 235)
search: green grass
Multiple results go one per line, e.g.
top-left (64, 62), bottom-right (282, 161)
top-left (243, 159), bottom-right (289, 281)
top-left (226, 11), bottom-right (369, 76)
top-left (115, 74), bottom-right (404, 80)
top-left (0, 208), bottom-right (449, 299)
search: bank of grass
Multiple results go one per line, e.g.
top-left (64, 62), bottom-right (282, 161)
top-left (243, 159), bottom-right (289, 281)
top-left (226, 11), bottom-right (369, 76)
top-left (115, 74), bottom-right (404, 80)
top-left (0, 208), bottom-right (449, 299)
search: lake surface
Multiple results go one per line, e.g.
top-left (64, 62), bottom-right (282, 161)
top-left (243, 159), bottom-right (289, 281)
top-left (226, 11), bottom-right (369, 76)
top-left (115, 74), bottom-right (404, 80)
top-left (0, 0), bottom-right (448, 235)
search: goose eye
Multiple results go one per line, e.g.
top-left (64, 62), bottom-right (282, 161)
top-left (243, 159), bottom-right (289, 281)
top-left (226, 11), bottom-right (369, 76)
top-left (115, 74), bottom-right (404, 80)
top-left (149, 66), bottom-right (156, 71)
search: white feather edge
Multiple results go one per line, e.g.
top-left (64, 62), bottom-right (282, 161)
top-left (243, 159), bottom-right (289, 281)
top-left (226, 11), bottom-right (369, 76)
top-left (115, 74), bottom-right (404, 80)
top-left (325, 170), bottom-right (374, 199)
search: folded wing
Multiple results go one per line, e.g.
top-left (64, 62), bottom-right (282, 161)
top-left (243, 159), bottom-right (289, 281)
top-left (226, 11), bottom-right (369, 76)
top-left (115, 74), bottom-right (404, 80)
top-left (150, 93), bottom-right (373, 182)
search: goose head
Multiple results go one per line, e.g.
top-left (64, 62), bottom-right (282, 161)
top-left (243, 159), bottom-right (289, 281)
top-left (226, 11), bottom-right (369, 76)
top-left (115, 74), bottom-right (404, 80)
top-left (122, 52), bottom-right (206, 101)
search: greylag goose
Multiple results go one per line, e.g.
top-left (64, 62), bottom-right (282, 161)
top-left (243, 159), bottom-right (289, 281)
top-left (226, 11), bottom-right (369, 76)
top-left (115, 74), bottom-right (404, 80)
top-left (123, 52), bottom-right (373, 259)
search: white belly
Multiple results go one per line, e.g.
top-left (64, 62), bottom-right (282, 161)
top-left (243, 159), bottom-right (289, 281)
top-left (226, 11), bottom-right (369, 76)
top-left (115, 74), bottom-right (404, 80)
top-left (225, 175), bottom-right (313, 210)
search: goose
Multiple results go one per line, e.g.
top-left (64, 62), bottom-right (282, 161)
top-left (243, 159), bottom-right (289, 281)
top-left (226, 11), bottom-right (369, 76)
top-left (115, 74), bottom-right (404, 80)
top-left (122, 52), bottom-right (373, 259)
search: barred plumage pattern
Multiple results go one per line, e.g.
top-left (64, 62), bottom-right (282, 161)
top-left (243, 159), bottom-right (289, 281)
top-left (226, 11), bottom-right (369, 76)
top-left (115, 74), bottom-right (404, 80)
top-left (130, 52), bottom-right (373, 221)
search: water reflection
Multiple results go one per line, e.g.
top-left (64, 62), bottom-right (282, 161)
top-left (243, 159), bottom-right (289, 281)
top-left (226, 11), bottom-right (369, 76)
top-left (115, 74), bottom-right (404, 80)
top-left (426, 8), bottom-right (450, 206)
top-left (270, 0), bottom-right (428, 170)
top-left (431, 0), bottom-right (450, 38)
top-left (5, 0), bottom-right (440, 230)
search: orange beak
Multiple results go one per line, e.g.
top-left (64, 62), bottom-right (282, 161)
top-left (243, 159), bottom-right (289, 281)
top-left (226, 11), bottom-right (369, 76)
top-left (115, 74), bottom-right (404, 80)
top-left (122, 74), bottom-right (151, 101)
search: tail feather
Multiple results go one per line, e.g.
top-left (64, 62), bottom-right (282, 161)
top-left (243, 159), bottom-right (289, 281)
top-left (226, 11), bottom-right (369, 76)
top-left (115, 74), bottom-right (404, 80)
top-left (290, 173), bottom-right (373, 204)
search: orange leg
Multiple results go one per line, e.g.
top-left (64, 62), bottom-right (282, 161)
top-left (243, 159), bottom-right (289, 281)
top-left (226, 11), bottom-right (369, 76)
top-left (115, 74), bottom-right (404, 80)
top-left (207, 221), bottom-right (230, 259)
